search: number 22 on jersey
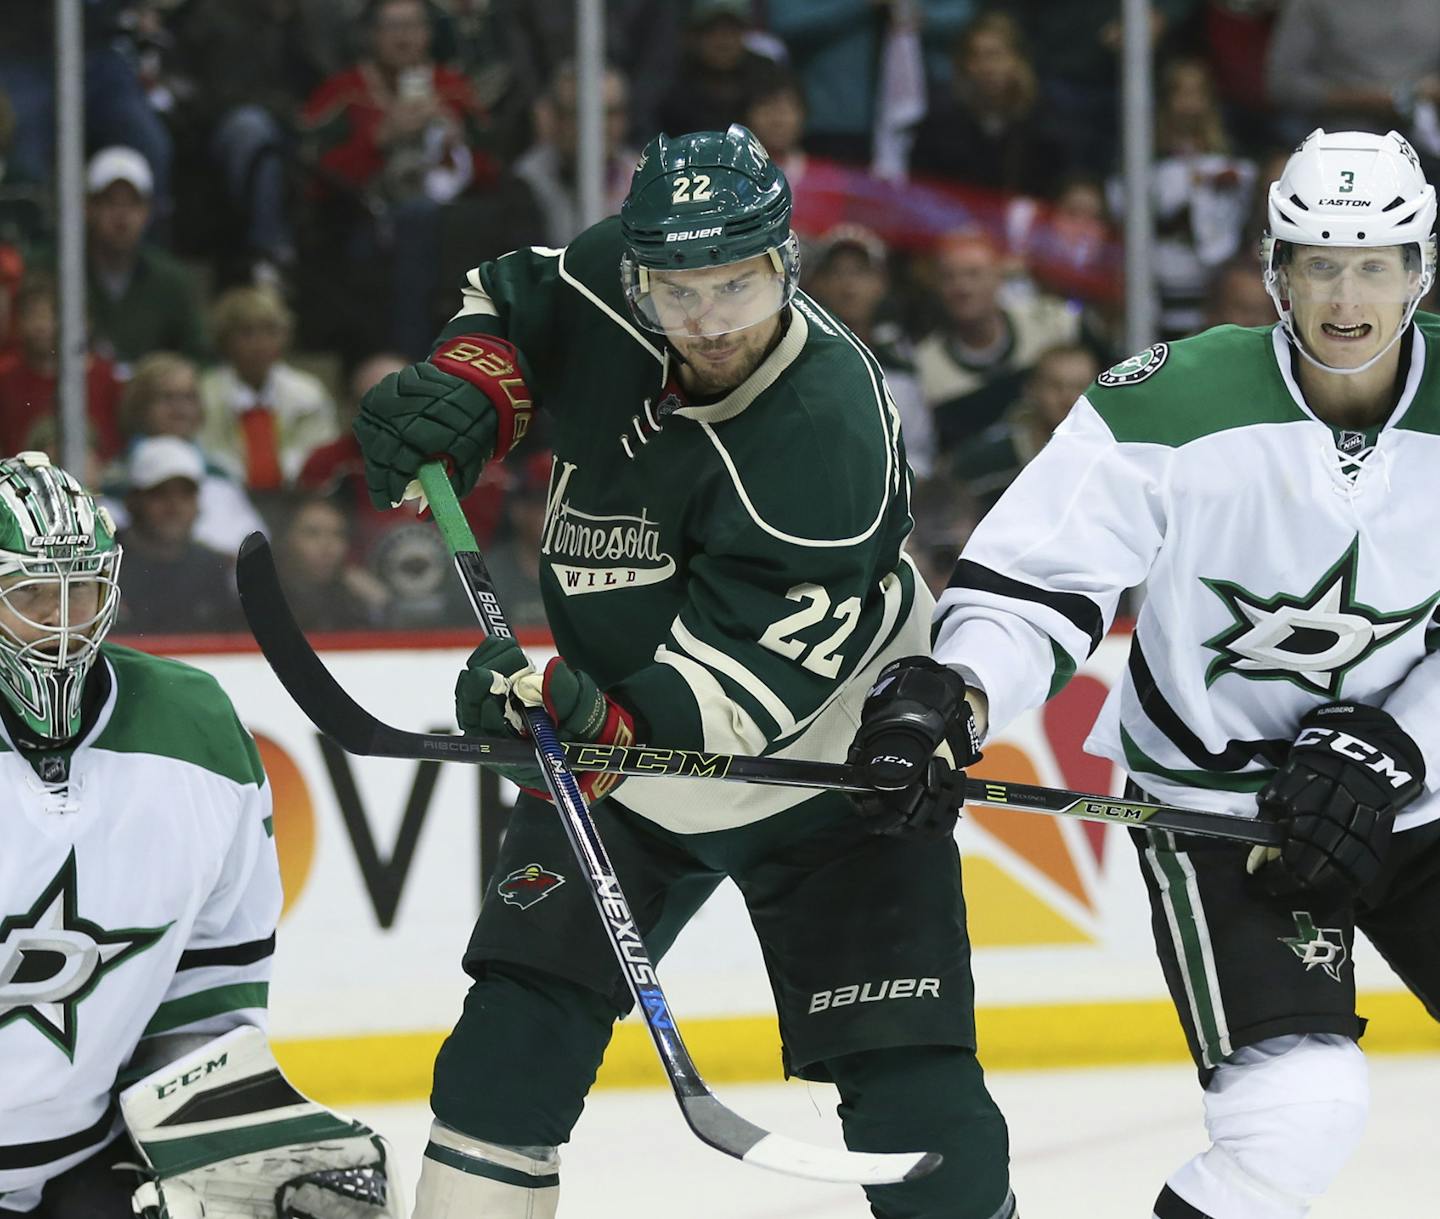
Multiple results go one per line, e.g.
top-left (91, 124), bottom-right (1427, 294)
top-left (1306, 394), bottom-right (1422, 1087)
top-left (759, 583), bottom-right (861, 679)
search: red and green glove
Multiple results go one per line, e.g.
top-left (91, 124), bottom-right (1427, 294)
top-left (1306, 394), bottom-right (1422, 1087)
top-left (455, 636), bottom-right (636, 803)
top-left (353, 333), bottom-right (534, 510)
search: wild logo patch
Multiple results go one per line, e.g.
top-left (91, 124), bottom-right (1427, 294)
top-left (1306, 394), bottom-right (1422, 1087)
top-left (1098, 343), bottom-right (1168, 387)
top-left (498, 863), bottom-right (566, 910)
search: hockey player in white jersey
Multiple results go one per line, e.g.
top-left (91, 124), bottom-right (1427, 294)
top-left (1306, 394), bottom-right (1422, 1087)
top-left (0, 452), bottom-right (401, 1218)
top-left (849, 129), bottom-right (1440, 1219)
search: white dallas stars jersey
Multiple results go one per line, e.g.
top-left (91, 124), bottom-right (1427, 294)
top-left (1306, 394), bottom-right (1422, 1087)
top-left (0, 645), bottom-right (280, 1212)
top-left (936, 317), bottom-right (1440, 831)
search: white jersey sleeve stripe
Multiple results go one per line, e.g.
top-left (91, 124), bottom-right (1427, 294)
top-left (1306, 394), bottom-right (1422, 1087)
top-left (450, 267), bottom-right (500, 320)
top-left (668, 618), bottom-right (798, 738)
top-left (653, 644), bottom-right (770, 755)
top-left (558, 246), bottom-right (665, 362)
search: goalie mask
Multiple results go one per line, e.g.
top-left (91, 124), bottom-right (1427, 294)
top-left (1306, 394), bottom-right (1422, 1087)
top-left (619, 123), bottom-right (801, 338)
top-left (1263, 128), bottom-right (1437, 375)
top-left (0, 452), bottom-right (122, 741)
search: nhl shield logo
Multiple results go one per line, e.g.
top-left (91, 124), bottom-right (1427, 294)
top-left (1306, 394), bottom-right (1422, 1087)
top-left (498, 863), bottom-right (566, 910)
top-left (1098, 343), bottom-right (1169, 387)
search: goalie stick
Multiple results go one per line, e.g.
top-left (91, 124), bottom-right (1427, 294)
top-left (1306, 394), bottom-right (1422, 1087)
top-left (234, 532), bottom-right (1282, 850)
top-left (270, 461), bottom-right (939, 1187)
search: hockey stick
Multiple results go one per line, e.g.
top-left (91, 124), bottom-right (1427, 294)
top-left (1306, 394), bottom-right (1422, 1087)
top-left (234, 532), bottom-right (1282, 850)
top-left (418, 464), bottom-right (946, 1183)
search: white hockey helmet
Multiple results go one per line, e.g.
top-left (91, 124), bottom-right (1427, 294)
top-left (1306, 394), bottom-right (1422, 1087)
top-left (1263, 129), bottom-right (1437, 374)
top-left (0, 452), bottom-right (122, 741)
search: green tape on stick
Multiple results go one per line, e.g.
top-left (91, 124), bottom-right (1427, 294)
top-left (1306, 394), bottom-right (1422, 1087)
top-left (418, 461), bottom-right (478, 556)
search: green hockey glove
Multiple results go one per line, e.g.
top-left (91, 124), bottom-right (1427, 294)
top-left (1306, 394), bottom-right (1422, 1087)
top-left (354, 333), bottom-right (533, 510)
top-left (455, 635), bottom-right (543, 788)
top-left (511, 657), bottom-right (637, 803)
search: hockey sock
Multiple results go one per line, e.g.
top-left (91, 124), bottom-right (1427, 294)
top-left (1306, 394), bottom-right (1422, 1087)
top-left (1155, 1034), bottom-right (1368, 1219)
top-left (430, 962), bottom-right (620, 1147)
top-left (827, 1044), bottom-right (1015, 1219)
top-left (413, 1123), bottom-right (558, 1219)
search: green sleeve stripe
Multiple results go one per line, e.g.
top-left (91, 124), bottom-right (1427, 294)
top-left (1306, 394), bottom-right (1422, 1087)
top-left (142, 983), bottom-right (269, 1037)
top-left (140, 1113), bottom-right (361, 1176)
top-left (424, 1142), bottom-right (559, 1189)
top-left (263, 815), bottom-right (274, 838)
top-left (1120, 725), bottom-right (1272, 793)
top-left (1047, 639), bottom-right (1078, 699)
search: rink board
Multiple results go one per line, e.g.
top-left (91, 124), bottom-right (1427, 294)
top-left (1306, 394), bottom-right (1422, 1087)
top-left (145, 633), bottom-right (1440, 1103)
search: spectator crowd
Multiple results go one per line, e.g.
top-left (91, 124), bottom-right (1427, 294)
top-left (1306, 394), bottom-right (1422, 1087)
top-left (2, 0), bottom-right (1438, 636)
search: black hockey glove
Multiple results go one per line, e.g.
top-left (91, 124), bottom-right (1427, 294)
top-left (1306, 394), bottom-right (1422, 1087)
top-left (1250, 701), bottom-right (1426, 903)
top-left (354, 334), bottom-right (533, 509)
top-left (846, 656), bottom-right (981, 839)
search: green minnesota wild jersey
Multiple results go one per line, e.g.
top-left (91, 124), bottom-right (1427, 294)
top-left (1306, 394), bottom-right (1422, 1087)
top-left (436, 218), bottom-right (927, 833)
top-left (0, 645), bottom-right (279, 1211)
top-left (935, 318), bottom-right (1440, 832)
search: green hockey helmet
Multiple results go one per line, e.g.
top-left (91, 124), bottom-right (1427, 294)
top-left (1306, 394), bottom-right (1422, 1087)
top-left (0, 452), bottom-right (122, 741)
top-left (620, 124), bottom-right (801, 337)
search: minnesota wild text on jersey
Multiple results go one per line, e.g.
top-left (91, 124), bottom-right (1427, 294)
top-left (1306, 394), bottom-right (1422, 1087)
top-left (436, 219), bottom-right (933, 834)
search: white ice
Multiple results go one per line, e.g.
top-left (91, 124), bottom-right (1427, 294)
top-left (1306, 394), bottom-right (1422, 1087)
top-left (349, 1053), bottom-right (1439, 1216)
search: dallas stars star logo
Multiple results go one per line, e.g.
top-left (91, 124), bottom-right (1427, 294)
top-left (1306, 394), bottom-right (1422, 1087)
top-left (1279, 911), bottom-right (1349, 982)
top-left (0, 850), bottom-right (170, 1058)
top-left (1202, 538), bottom-right (1438, 695)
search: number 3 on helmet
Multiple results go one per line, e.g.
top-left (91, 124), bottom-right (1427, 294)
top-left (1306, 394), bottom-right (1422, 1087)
top-left (1263, 128), bottom-right (1438, 374)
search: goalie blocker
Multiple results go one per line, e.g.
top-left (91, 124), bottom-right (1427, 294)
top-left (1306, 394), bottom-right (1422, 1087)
top-left (119, 1027), bottom-right (403, 1219)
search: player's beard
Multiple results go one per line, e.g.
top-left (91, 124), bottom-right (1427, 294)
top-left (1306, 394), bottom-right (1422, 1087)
top-left (672, 316), bottom-right (783, 397)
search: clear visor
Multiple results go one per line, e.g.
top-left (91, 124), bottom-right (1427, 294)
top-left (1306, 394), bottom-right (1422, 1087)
top-left (1273, 243), bottom-right (1423, 311)
top-left (1267, 241), bottom-right (1428, 374)
top-left (0, 554), bottom-right (122, 672)
top-left (622, 237), bottom-right (800, 338)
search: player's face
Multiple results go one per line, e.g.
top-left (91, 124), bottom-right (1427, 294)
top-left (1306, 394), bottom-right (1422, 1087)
top-left (651, 255), bottom-right (787, 395)
top-left (647, 255), bottom-right (786, 338)
top-left (0, 573), bottom-right (103, 654)
top-left (669, 311), bottom-right (783, 396)
top-left (1285, 245), bottom-right (1416, 369)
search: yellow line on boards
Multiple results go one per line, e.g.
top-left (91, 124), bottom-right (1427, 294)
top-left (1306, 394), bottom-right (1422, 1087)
top-left (274, 991), bottom-right (1440, 1107)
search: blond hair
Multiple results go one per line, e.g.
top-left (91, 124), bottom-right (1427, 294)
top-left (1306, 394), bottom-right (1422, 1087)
top-left (119, 351), bottom-right (198, 436)
top-left (211, 285), bottom-right (293, 350)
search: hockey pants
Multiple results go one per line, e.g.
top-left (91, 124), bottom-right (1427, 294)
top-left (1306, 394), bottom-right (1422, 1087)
top-left (430, 961), bottom-right (1015, 1219)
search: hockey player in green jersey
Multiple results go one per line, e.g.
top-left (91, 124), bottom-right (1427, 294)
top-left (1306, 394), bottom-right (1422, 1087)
top-left (0, 452), bottom-right (401, 1219)
top-left (850, 128), bottom-right (1440, 1219)
top-left (352, 124), bottom-right (1016, 1218)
